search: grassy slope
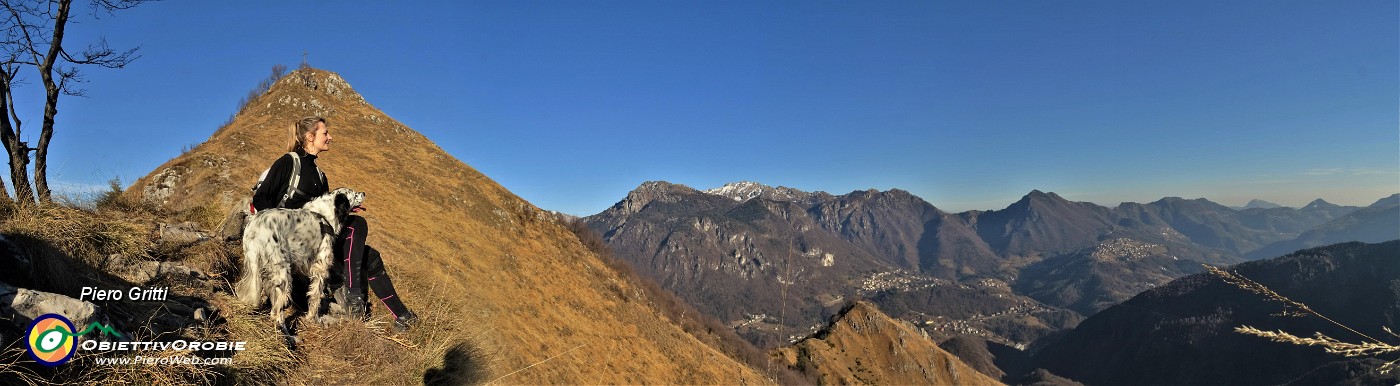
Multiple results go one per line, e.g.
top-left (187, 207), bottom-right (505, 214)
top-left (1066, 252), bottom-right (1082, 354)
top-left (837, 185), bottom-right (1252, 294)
top-left (123, 69), bottom-right (771, 384)
top-left (774, 301), bottom-right (1003, 386)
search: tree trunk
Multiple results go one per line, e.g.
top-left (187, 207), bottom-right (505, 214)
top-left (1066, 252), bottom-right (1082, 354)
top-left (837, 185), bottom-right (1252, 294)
top-left (33, 118), bottom-right (50, 203)
top-left (5, 142), bottom-right (31, 205)
top-left (0, 69), bottom-right (30, 206)
top-left (34, 0), bottom-right (72, 204)
top-left (0, 71), bottom-right (10, 203)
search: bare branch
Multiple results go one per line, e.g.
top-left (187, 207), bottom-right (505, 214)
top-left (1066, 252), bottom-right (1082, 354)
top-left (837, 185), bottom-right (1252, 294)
top-left (0, 64), bottom-right (19, 136)
top-left (56, 65), bottom-right (82, 96)
top-left (60, 38), bottom-right (139, 68)
top-left (0, 1), bottom-right (45, 64)
top-left (90, 0), bottom-right (143, 16)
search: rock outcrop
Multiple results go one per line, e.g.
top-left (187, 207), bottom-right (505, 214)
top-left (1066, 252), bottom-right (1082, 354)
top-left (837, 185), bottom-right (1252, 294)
top-left (0, 281), bottom-right (103, 332)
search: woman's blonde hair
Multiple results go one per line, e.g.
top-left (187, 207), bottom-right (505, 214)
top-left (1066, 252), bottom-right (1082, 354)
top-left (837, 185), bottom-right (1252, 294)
top-left (288, 116), bottom-right (326, 152)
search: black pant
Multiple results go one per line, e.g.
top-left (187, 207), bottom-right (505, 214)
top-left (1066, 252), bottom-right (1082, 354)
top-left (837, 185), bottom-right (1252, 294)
top-left (331, 215), bottom-right (409, 318)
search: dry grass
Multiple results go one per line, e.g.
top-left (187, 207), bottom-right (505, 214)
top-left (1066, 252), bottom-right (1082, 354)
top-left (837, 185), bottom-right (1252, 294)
top-left (91, 67), bottom-right (778, 384)
top-left (1234, 326), bottom-right (1400, 370)
top-left (773, 301), bottom-right (1002, 385)
top-left (0, 189), bottom-right (460, 384)
top-left (0, 340), bottom-right (46, 386)
top-left (0, 201), bottom-right (259, 385)
top-left (0, 100), bottom-right (777, 386)
top-left (0, 67), bottom-right (788, 384)
top-left (65, 349), bottom-right (224, 385)
top-left (1205, 264), bottom-right (1400, 374)
top-left (216, 296), bottom-right (299, 384)
top-left (0, 190), bottom-right (345, 384)
top-left (1, 203), bottom-right (152, 265)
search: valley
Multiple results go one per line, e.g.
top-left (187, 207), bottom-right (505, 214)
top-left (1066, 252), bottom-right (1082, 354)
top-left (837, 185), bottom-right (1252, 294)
top-left (585, 180), bottom-right (1400, 383)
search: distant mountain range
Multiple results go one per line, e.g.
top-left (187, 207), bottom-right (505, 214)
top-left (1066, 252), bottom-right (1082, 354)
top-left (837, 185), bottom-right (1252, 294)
top-left (585, 181), bottom-right (1397, 347)
top-left (1234, 199), bottom-right (1285, 210)
top-left (1247, 194), bottom-right (1399, 259)
top-left (1034, 240), bottom-right (1400, 385)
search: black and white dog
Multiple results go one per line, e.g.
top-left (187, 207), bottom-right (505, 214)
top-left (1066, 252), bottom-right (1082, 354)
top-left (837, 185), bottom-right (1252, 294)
top-left (236, 187), bottom-right (364, 335)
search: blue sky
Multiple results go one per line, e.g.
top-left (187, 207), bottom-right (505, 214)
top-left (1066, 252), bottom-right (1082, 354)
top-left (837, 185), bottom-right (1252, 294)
top-left (20, 1), bottom-right (1400, 214)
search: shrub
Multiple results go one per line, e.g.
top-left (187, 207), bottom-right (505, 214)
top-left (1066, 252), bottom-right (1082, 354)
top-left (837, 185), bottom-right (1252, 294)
top-left (227, 64), bottom-right (288, 125)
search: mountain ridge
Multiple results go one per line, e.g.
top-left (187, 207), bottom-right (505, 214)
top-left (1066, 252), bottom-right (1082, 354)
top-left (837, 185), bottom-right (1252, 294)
top-left (1246, 196), bottom-right (1400, 259)
top-left (703, 181), bottom-right (828, 204)
top-left (1239, 199), bottom-right (1284, 210)
top-left (1033, 240), bottom-right (1400, 386)
top-left (586, 179), bottom-right (1394, 349)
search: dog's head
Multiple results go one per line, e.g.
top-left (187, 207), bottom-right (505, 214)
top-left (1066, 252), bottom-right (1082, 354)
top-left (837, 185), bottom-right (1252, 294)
top-left (329, 187), bottom-right (366, 221)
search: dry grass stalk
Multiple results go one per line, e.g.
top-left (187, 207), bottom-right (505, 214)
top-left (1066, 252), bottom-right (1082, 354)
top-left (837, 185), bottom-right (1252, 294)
top-left (1235, 326), bottom-right (1399, 374)
top-left (485, 344), bottom-right (584, 385)
top-left (361, 319), bottom-right (420, 349)
top-left (1205, 264), bottom-right (1399, 374)
top-left (0, 341), bottom-right (45, 386)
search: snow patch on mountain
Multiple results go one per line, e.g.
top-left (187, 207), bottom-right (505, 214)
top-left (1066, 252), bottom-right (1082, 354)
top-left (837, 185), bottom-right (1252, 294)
top-left (704, 181), bottom-right (814, 203)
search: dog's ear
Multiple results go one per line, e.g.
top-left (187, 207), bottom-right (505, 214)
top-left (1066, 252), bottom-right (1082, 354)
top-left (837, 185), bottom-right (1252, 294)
top-left (334, 193), bottom-right (351, 220)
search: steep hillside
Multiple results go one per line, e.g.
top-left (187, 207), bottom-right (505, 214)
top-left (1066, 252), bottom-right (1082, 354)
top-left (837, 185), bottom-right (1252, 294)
top-left (1034, 241), bottom-right (1400, 386)
top-left (938, 335), bottom-right (1081, 385)
top-left (585, 181), bottom-right (898, 344)
top-left (1013, 238), bottom-right (1203, 315)
top-left (584, 181), bottom-right (1065, 347)
top-left (773, 301), bottom-right (1002, 386)
top-left (971, 190), bottom-right (1116, 258)
top-left (124, 68), bottom-right (772, 384)
top-left (806, 187), bottom-right (946, 270)
top-left (1114, 197), bottom-right (1273, 254)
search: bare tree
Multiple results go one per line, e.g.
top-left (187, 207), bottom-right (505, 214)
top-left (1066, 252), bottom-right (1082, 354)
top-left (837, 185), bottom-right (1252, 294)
top-left (0, 0), bottom-right (142, 205)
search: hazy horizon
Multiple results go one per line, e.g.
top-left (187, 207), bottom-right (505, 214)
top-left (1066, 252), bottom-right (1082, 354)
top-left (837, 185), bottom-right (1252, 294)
top-left (0, 1), bottom-right (1390, 217)
top-left (558, 179), bottom-right (1397, 216)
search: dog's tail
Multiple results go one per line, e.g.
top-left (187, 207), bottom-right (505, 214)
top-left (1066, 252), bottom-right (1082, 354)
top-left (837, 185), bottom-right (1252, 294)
top-left (235, 246), bottom-right (262, 306)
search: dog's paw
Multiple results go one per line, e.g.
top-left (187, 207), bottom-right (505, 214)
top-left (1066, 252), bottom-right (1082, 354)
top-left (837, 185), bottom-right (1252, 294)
top-left (302, 313), bottom-right (327, 325)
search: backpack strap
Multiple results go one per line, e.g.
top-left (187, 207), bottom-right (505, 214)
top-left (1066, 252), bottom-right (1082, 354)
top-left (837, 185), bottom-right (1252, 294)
top-left (277, 152), bottom-right (302, 208)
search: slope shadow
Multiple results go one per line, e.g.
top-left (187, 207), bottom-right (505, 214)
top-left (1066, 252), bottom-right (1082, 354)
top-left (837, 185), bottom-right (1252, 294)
top-left (423, 341), bottom-right (489, 386)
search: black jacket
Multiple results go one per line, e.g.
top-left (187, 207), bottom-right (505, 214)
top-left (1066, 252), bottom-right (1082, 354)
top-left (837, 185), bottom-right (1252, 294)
top-left (251, 150), bottom-right (327, 211)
